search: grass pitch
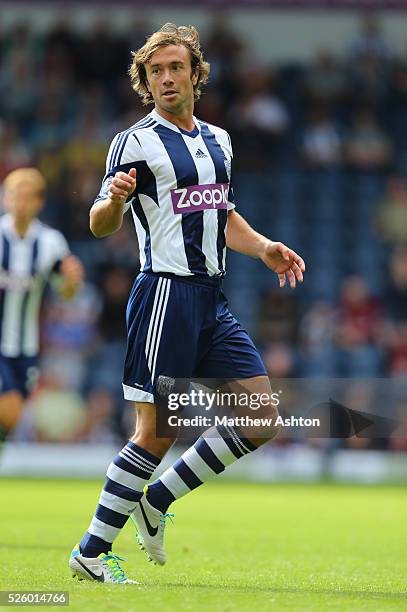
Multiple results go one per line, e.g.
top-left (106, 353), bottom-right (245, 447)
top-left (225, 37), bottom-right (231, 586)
top-left (0, 479), bottom-right (406, 611)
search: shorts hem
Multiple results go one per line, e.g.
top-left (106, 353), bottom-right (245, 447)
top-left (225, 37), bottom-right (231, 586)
top-left (122, 383), bottom-right (155, 403)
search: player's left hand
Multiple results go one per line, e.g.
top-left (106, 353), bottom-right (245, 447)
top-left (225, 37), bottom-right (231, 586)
top-left (260, 241), bottom-right (305, 288)
top-left (60, 255), bottom-right (84, 288)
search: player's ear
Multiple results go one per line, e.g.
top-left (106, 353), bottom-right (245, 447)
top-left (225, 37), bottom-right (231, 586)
top-left (191, 70), bottom-right (199, 86)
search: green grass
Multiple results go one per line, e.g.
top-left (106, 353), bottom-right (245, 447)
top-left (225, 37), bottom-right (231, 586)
top-left (0, 480), bottom-right (406, 611)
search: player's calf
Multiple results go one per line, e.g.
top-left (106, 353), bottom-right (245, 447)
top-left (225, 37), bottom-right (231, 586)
top-left (238, 402), bottom-right (281, 448)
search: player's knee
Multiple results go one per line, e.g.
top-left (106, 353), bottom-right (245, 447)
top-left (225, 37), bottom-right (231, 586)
top-left (0, 391), bottom-right (24, 430)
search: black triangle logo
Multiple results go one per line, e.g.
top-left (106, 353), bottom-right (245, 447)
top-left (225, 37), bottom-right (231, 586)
top-left (307, 398), bottom-right (399, 438)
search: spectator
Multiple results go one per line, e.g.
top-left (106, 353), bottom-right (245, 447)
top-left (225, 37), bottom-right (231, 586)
top-left (386, 63), bottom-right (407, 173)
top-left (303, 49), bottom-right (348, 106)
top-left (76, 389), bottom-right (118, 444)
top-left (85, 264), bottom-right (134, 399)
top-left (42, 17), bottom-right (80, 74)
top-left (77, 18), bottom-right (129, 85)
top-left (0, 44), bottom-right (39, 123)
top-left (334, 275), bottom-right (384, 376)
top-left (237, 69), bottom-right (289, 135)
top-left (63, 166), bottom-right (105, 245)
top-left (344, 108), bottom-right (392, 171)
top-left (376, 175), bottom-right (407, 245)
top-left (95, 215), bottom-right (140, 270)
top-left (124, 17), bottom-right (150, 54)
top-left (256, 290), bottom-right (298, 346)
top-left (96, 264), bottom-right (133, 345)
top-left (347, 14), bottom-right (393, 104)
top-left (81, 265), bottom-right (136, 438)
top-left (204, 13), bottom-right (244, 104)
top-left (387, 322), bottom-right (407, 377)
top-left (229, 68), bottom-right (289, 168)
top-left (349, 12), bottom-right (393, 64)
top-left (28, 100), bottom-right (69, 153)
top-left (302, 106), bottom-right (343, 168)
top-left (299, 301), bottom-right (337, 377)
top-left (0, 122), bottom-right (32, 181)
top-left (300, 301), bottom-right (336, 353)
top-left (64, 110), bottom-right (108, 173)
top-left (385, 246), bottom-right (407, 322)
top-left (262, 342), bottom-right (297, 377)
top-left (335, 275), bottom-right (383, 348)
top-left (41, 282), bottom-right (101, 390)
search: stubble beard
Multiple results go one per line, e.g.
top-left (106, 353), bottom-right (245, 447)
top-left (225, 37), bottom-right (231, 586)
top-left (158, 89), bottom-right (194, 118)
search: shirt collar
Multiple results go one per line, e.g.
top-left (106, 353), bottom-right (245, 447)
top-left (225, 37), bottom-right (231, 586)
top-left (1, 213), bottom-right (40, 241)
top-left (151, 108), bottom-right (200, 137)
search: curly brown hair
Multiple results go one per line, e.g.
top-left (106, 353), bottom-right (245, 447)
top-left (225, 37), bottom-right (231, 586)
top-left (129, 23), bottom-right (210, 105)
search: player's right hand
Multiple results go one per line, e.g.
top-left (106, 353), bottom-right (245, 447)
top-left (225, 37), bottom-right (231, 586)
top-left (108, 168), bottom-right (137, 205)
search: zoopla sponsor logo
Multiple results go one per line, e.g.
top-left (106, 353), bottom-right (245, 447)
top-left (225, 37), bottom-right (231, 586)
top-left (171, 183), bottom-right (229, 214)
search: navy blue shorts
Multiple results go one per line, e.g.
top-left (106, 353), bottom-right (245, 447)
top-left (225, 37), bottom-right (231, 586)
top-left (0, 354), bottom-right (40, 398)
top-left (122, 272), bottom-right (266, 403)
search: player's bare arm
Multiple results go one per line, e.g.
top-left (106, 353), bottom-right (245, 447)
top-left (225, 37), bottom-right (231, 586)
top-left (226, 209), bottom-right (306, 288)
top-left (58, 255), bottom-right (84, 299)
top-left (89, 168), bottom-right (137, 237)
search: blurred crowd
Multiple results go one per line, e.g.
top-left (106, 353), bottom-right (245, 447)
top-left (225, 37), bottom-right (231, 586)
top-left (1, 13), bottom-right (406, 448)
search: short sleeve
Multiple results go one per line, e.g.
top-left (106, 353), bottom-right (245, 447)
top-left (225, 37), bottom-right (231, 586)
top-left (94, 130), bottom-right (145, 213)
top-left (45, 230), bottom-right (70, 275)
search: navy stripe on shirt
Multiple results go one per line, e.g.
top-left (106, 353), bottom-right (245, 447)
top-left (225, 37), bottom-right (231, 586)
top-left (154, 123), bottom-right (207, 276)
top-left (0, 234), bottom-right (11, 347)
top-left (19, 238), bottom-right (39, 354)
top-left (115, 119), bottom-right (156, 167)
top-left (107, 116), bottom-right (153, 171)
top-left (131, 194), bottom-right (152, 271)
top-left (200, 123), bottom-right (230, 274)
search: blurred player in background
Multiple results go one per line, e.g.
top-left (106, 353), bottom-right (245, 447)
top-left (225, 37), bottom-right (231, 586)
top-left (70, 23), bottom-right (305, 584)
top-left (0, 168), bottom-right (84, 441)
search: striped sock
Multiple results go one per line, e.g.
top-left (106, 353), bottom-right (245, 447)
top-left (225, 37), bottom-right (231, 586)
top-left (80, 441), bottom-right (160, 557)
top-left (146, 424), bottom-right (257, 513)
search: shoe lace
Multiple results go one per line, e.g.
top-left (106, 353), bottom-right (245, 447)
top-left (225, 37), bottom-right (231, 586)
top-left (160, 512), bottom-right (175, 536)
top-left (159, 512), bottom-right (175, 535)
top-left (103, 553), bottom-right (127, 582)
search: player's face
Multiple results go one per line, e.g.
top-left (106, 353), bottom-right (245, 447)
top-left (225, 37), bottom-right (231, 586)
top-left (4, 181), bottom-right (44, 220)
top-left (145, 44), bottom-right (198, 116)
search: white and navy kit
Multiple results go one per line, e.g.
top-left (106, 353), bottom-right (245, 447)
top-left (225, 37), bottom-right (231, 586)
top-left (0, 214), bottom-right (69, 397)
top-left (95, 109), bottom-right (266, 402)
top-left (96, 108), bottom-right (235, 277)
